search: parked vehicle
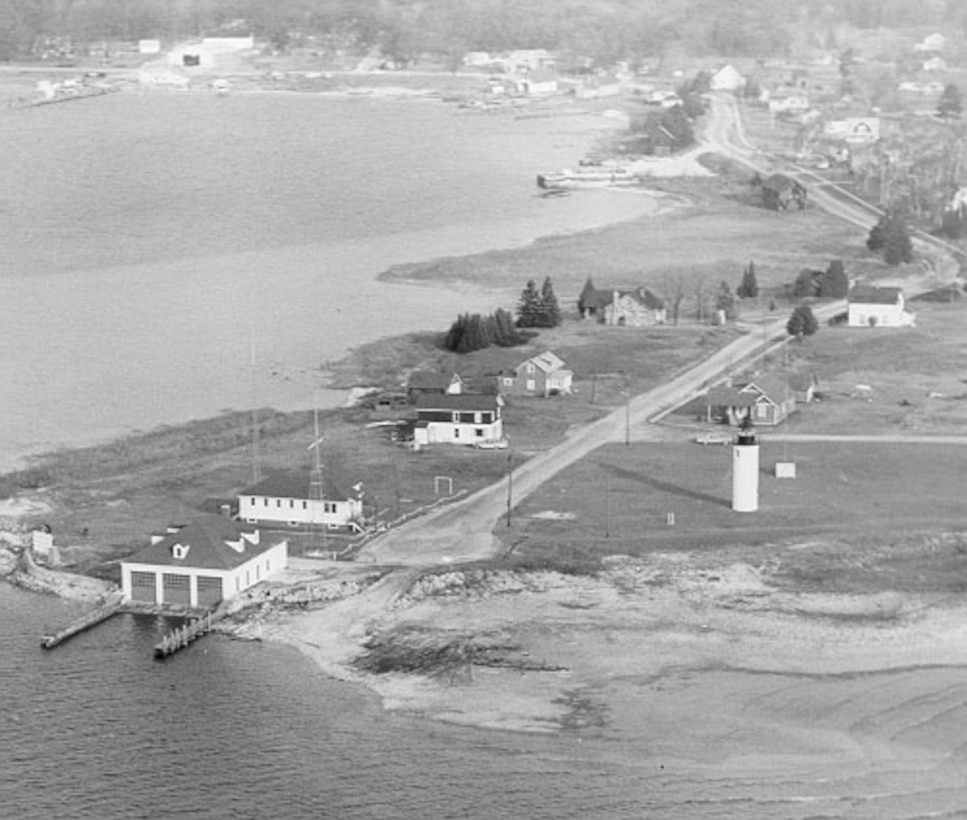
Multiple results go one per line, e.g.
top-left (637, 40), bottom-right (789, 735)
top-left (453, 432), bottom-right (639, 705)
top-left (474, 439), bottom-right (508, 450)
top-left (695, 431), bottom-right (732, 446)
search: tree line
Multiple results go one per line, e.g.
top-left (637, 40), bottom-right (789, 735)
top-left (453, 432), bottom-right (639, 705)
top-left (6, 0), bottom-right (966, 65)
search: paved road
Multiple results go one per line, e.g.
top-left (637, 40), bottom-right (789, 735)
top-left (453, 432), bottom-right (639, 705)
top-left (358, 94), bottom-right (960, 568)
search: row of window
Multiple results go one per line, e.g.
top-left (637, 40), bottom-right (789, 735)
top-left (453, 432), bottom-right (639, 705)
top-left (249, 497), bottom-right (338, 513)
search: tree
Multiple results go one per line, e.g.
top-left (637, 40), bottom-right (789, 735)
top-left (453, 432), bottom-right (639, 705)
top-left (515, 279), bottom-right (543, 328)
top-left (867, 211), bottom-right (913, 265)
top-left (787, 305), bottom-right (819, 338)
top-left (737, 260), bottom-right (759, 299)
top-left (539, 276), bottom-right (561, 328)
top-left (715, 279), bottom-right (737, 319)
top-left (660, 272), bottom-right (687, 325)
top-left (937, 83), bottom-right (963, 121)
top-left (818, 259), bottom-right (849, 298)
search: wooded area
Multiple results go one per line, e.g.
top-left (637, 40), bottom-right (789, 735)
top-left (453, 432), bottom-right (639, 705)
top-left (2, 0), bottom-right (967, 64)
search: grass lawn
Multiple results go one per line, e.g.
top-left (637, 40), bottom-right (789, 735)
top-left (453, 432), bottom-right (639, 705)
top-left (503, 440), bottom-right (967, 593)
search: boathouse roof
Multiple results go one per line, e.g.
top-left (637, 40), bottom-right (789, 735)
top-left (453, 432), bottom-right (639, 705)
top-left (125, 514), bottom-right (283, 570)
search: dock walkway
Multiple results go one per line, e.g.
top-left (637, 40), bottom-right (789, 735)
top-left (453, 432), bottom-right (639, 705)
top-left (40, 599), bottom-right (123, 649)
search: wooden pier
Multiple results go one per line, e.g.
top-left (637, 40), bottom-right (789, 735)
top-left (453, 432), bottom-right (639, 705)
top-left (154, 612), bottom-right (214, 660)
top-left (40, 600), bottom-right (122, 649)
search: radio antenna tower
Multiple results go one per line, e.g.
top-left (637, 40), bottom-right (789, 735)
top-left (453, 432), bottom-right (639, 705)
top-left (307, 405), bottom-right (327, 553)
top-left (250, 332), bottom-right (262, 485)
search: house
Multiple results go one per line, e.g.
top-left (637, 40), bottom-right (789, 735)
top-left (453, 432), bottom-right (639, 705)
top-left (508, 49), bottom-right (555, 72)
top-left (704, 377), bottom-right (796, 426)
top-left (847, 286), bottom-right (915, 328)
top-left (578, 278), bottom-right (666, 325)
top-left (768, 90), bottom-right (811, 114)
top-left (413, 393), bottom-right (503, 446)
top-left (238, 472), bottom-right (364, 530)
top-left (498, 351), bottom-right (573, 398)
top-left (824, 117), bottom-right (880, 144)
top-left (710, 64), bottom-right (745, 92)
top-left (759, 174), bottom-right (807, 211)
top-left (120, 515), bottom-right (288, 609)
top-left (923, 56), bottom-right (947, 72)
top-left (575, 74), bottom-right (622, 99)
top-left (603, 288), bottom-right (667, 326)
top-left (406, 371), bottom-right (464, 399)
top-left (138, 39), bottom-right (162, 55)
top-left (517, 70), bottom-right (558, 95)
top-left (914, 33), bottom-right (947, 53)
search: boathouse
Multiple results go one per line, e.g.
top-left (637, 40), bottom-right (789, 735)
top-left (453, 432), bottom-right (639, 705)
top-left (120, 515), bottom-right (288, 608)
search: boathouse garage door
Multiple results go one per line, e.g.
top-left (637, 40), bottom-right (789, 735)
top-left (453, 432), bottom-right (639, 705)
top-left (162, 573), bottom-right (191, 606)
top-left (196, 575), bottom-right (223, 607)
top-left (130, 571), bottom-right (157, 603)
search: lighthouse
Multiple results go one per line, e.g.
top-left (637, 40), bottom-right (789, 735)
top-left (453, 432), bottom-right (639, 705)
top-left (731, 416), bottom-right (759, 512)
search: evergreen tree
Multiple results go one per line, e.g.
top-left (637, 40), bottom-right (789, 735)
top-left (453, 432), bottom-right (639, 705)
top-left (493, 308), bottom-right (524, 346)
top-left (787, 305), bottom-right (819, 337)
top-left (937, 83), bottom-right (963, 120)
top-left (737, 260), bottom-right (759, 299)
top-left (866, 215), bottom-right (888, 251)
top-left (819, 259), bottom-right (849, 298)
top-left (516, 279), bottom-right (543, 328)
top-left (539, 276), bottom-right (562, 328)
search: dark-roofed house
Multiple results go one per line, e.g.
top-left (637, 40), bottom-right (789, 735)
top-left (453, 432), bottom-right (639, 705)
top-left (847, 285), bottom-right (915, 327)
top-left (498, 350), bottom-right (573, 397)
top-left (406, 371), bottom-right (464, 399)
top-left (704, 376), bottom-right (796, 426)
top-left (413, 393), bottom-right (503, 446)
top-left (577, 277), bottom-right (666, 325)
top-left (120, 515), bottom-right (288, 608)
top-left (238, 472), bottom-right (364, 530)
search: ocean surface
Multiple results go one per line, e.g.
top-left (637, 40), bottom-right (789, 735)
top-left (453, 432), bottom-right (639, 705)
top-left (0, 584), bottom-right (669, 820)
top-left (0, 90), bottom-right (657, 471)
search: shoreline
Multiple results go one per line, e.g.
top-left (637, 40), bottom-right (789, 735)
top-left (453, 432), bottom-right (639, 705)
top-left (0, 87), bottom-right (653, 474)
top-left (260, 553), bottom-right (967, 739)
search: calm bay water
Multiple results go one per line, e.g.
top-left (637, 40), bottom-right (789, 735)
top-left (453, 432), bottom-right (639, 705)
top-left (0, 585), bottom-right (667, 820)
top-left (0, 91), bottom-right (656, 470)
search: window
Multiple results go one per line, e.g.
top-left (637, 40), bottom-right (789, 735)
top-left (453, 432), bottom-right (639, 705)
top-left (474, 412), bottom-right (482, 423)
top-left (756, 404), bottom-right (768, 419)
top-left (475, 428), bottom-right (484, 437)
top-left (526, 379), bottom-right (536, 391)
top-left (302, 501), bottom-right (307, 510)
top-left (503, 377), bottom-right (513, 386)
top-left (276, 500), bottom-right (281, 508)
top-left (256, 565), bottom-right (260, 580)
top-left (454, 429), bottom-right (460, 439)
top-left (452, 411), bottom-right (460, 423)
top-left (289, 500), bottom-right (294, 508)
top-left (526, 363), bottom-right (535, 373)
top-left (263, 498), bottom-right (268, 506)
top-left (250, 497), bottom-right (255, 505)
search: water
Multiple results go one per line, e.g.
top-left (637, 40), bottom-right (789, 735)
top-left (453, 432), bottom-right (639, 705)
top-left (0, 585), bottom-right (661, 820)
top-left (0, 91), bottom-right (657, 471)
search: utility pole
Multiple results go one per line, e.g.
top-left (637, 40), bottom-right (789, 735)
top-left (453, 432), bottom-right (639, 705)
top-left (505, 445), bottom-right (513, 528)
top-left (624, 373), bottom-right (631, 446)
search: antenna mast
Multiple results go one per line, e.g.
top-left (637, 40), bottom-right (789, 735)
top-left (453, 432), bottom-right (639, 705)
top-left (250, 332), bottom-right (261, 485)
top-left (307, 405), bottom-right (327, 553)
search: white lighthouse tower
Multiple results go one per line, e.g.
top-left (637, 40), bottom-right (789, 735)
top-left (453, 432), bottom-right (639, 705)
top-left (731, 417), bottom-right (759, 512)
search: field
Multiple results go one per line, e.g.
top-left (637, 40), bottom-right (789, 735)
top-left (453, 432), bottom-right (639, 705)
top-left (503, 439), bottom-right (967, 593)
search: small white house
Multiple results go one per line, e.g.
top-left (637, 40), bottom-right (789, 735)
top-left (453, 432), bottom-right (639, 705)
top-left (413, 394), bottom-right (503, 446)
top-left (138, 39), bottom-right (162, 55)
top-left (121, 516), bottom-right (288, 609)
top-left (517, 70), bottom-right (558, 95)
top-left (167, 42), bottom-right (217, 70)
top-left (824, 117), bottom-right (880, 144)
top-left (239, 472), bottom-right (363, 530)
top-left (710, 64), bottom-right (745, 92)
top-left (768, 90), bottom-right (810, 113)
top-left (847, 285), bottom-right (916, 328)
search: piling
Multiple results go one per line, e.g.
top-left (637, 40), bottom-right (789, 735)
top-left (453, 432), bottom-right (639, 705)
top-left (153, 612), bottom-right (214, 660)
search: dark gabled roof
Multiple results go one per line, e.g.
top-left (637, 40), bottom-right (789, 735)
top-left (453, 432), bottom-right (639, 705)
top-left (617, 287), bottom-right (665, 310)
top-left (741, 376), bottom-right (793, 403)
top-left (415, 393), bottom-right (501, 412)
top-left (848, 285), bottom-right (903, 305)
top-left (241, 471), bottom-right (350, 502)
top-left (407, 371), bottom-right (461, 390)
top-left (582, 284), bottom-right (665, 311)
top-left (706, 386), bottom-right (756, 407)
top-left (124, 515), bottom-right (284, 571)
